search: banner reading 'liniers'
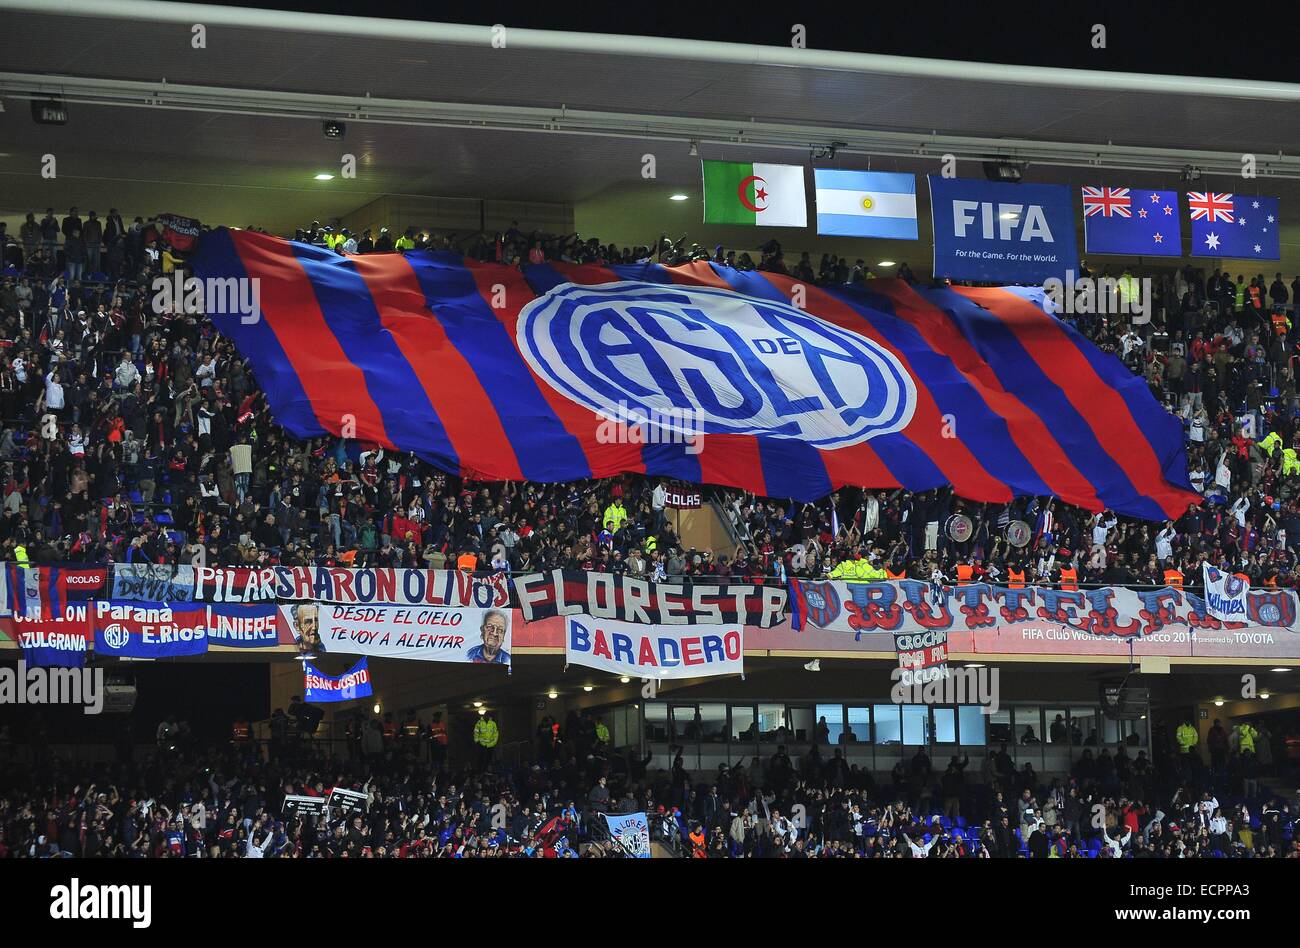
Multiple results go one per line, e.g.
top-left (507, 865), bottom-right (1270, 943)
top-left (193, 227), bottom-right (1197, 519)
top-left (111, 563), bottom-right (508, 607)
top-left (789, 578), bottom-right (1300, 641)
top-left (515, 570), bottom-right (785, 627)
top-left (280, 603), bottom-right (512, 666)
top-left (565, 615), bottom-right (743, 681)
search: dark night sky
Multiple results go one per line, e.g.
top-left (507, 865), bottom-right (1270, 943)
top-left (196, 0), bottom-right (1300, 83)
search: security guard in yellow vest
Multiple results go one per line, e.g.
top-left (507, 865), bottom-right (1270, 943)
top-left (1176, 720), bottom-right (1199, 755)
top-left (1260, 431), bottom-right (1282, 457)
top-left (473, 711), bottom-right (499, 770)
top-left (13, 543), bottom-right (29, 567)
top-left (1284, 447), bottom-right (1300, 477)
top-left (829, 550), bottom-right (886, 583)
top-left (1236, 721), bottom-right (1258, 755)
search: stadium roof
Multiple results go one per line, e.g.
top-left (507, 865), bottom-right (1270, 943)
top-left (4, 0), bottom-right (1300, 231)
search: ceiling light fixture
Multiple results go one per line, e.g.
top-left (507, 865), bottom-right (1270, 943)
top-left (314, 172), bottom-right (334, 180)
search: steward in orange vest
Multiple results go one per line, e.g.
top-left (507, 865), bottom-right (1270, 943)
top-left (1163, 568), bottom-right (1183, 589)
top-left (1058, 566), bottom-right (1078, 590)
top-left (1006, 568), bottom-right (1026, 589)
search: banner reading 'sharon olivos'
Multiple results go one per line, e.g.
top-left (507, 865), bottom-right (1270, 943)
top-left (566, 615), bottom-right (742, 680)
top-left (789, 578), bottom-right (1300, 658)
top-left (111, 563), bottom-right (509, 607)
top-left (280, 603), bottom-right (511, 666)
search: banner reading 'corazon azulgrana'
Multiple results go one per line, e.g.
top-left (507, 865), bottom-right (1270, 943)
top-left (515, 570), bottom-right (785, 627)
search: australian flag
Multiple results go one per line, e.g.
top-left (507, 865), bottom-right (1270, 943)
top-left (1189, 192), bottom-right (1280, 260)
top-left (1082, 187), bottom-right (1181, 257)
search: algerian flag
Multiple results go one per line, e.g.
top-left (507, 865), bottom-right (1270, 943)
top-left (702, 160), bottom-right (808, 227)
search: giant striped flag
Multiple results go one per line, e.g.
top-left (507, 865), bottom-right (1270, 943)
top-left (191, 228), bottom-right (1198, 519)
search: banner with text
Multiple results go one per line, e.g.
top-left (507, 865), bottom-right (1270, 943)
top-left (207, 601), bottom-right (282, 648)
top-left (111, 563), bottom-right (509, 607)
top-left (566, 614), bottom-right (743, 680)
top-left (281, 602), bottom-right (512, 666)
top-left (603, 812), bottom-right (651, 858)
top-left (789, 578), bottom-right (1299, 649)
top-left (1202, 565), bottom-right (1250, 623)
top-left (929, 176), bottom-right (1078, 284)
top-left (92, 600), bottom-right (209, 659)
top-left (516, 570), bottom-right (785, 627)
top-left (304, 657), bottom-right (373, 703)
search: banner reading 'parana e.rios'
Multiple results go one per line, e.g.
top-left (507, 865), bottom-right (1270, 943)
top-left (280, 603), bottom-right (512, 667)
top-left (565, 614), bottom-right (742, 680)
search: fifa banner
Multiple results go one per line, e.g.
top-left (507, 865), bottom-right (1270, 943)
top-left (929, 176), bottom-right (1078, 284)
top-left (516, 570), bottom-right (785, 627)
top-left (280, 603), bottom-right (512, 666)
top-left (110, 563), bottom-right (508, 607)
top-left (603, 812), bottom-right (651, 858)
top-left (1203, 565), bottom-right (1249, 622)
top-left (92, 600), bottom-right (209, 659)
top-left (207, 601), bottom-right (280, 649)
top-left (304, 657), bottom-right (373, 703)
top-left (193, 227), bottom-right (1196, 520)
top-left (566, 615), bottom-right (743, 680)
top-left (789, 578), bottom-right (1300, 645)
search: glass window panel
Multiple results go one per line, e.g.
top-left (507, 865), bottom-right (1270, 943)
top-left (1102, 717), bottom-right (1121, 745)
top-left (757, 703), bottom-right (787, 743)
top-left (872, 704), bottom-right (901, 744)
top-left (644, 702), bottom-right (668, 743)
top-left (958, 706), bottom-right (987, 746)
top-left (847, 707), bottom-right (872, 744)
top-left (670, 704), bottom-right (700, 741)
top-left (1070, 707), bottom-right (1099, 746)
top-left (815, 704), bottom-right (844, 746)
top-left (902, 705), bottom-right (929, 745)
top-left (1045, 709), bottom-right (1070, 745)
top-left (987, 709), bottom-right (1012, 747)
top-left (697, 703), bottom-right (728, 743)
top-left (787, 706), bottom-right (815, 744)
top-left (933, 707), bottom-right (956, 744)
top-left (1015, 707), bottom-right (1043, 746)
top-left (731, 705), bottom-right (757, 743)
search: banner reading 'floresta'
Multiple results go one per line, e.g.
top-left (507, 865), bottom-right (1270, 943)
top-left (516, 570), bottom-right (785, 627)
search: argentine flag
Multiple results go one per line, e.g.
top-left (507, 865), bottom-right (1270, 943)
top-left (814, 170), bottom-right (918, 239)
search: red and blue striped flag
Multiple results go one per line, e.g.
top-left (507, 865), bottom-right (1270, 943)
top-left (191, 228), bottom-right (1197, 519)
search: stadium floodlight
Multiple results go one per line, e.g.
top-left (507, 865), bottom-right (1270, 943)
top-left (314, 173), bottom-right (334, 180)
top-left (983, 160), bottom-right (1022, 182)
top-left (669, 194), bottom-right (689, 201)
top-left (322, 119), bottom-right (345, 139)
top-left (31, 99), bottom-right (67, 125)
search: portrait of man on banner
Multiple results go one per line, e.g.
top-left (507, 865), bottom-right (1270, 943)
top-left (466, 609), bottom-right (511, 665)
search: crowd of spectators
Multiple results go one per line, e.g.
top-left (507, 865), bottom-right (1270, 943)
top-left (1, 706), bottom-right (1293, 858)
top-left (2, 209), bottom-right (1300, 595)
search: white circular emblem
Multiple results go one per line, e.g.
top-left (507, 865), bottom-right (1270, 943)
top-left (103, 623), bottom-right (130, 650)
top-left (517, 282), bottom-right (916, 448)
